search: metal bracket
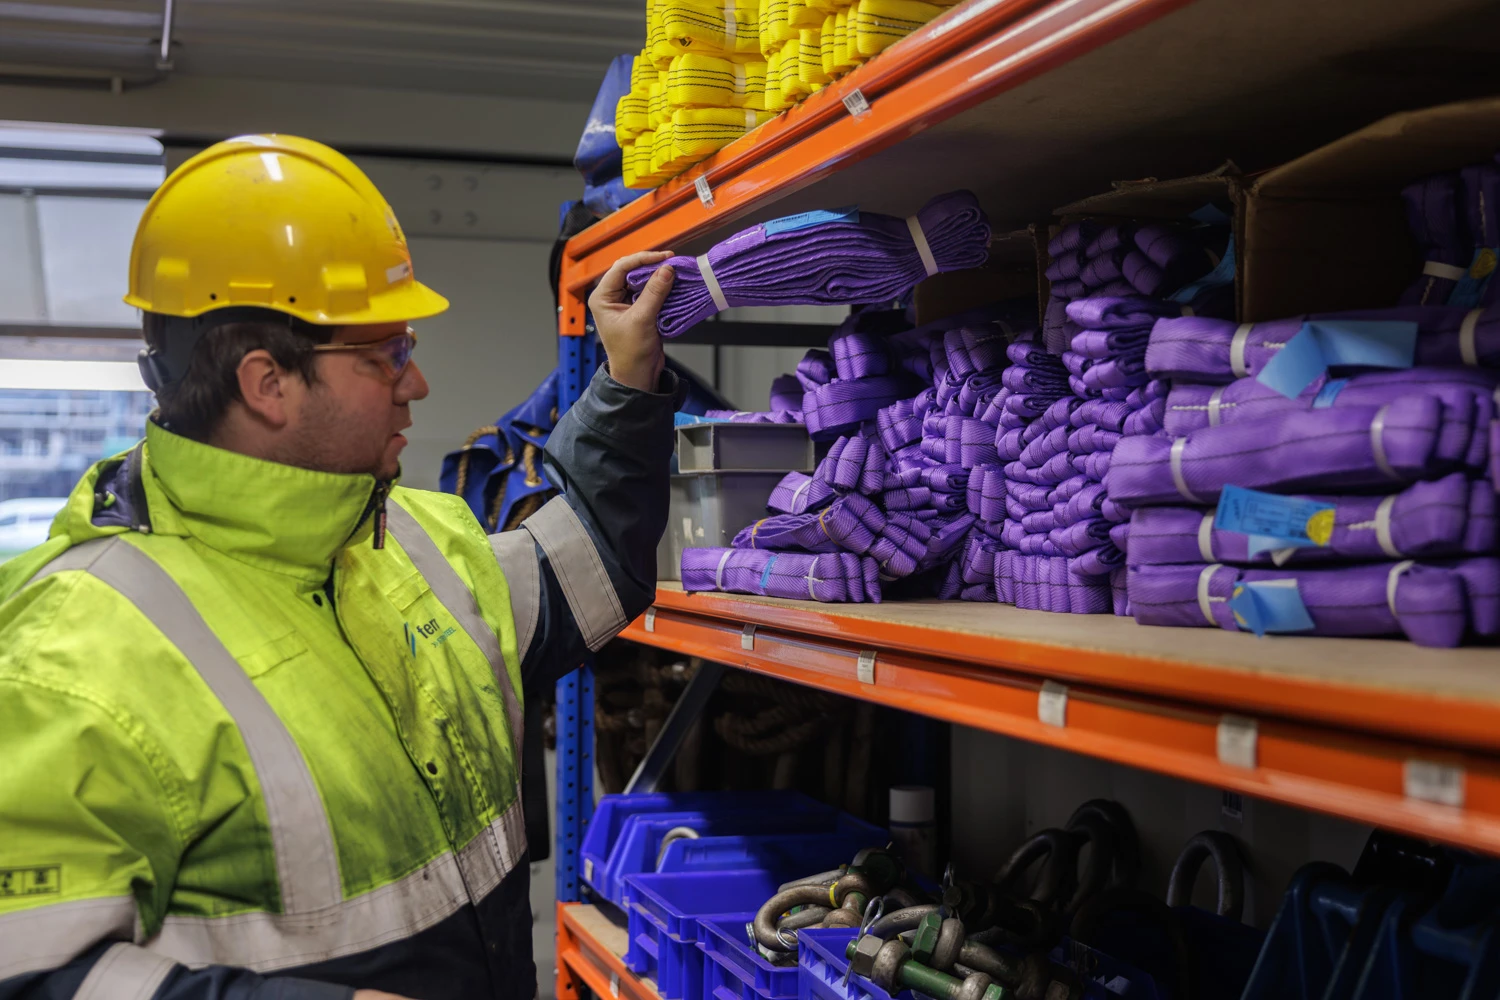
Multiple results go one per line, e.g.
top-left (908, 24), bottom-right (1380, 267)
top-left (623, 659), bottom-right (728, 794)
top-left (741, 623), bottom-right (757, 650)
top-left (857, 650), bottom-right (877, 685)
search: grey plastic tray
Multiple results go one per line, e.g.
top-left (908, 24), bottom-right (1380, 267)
top-left (657, 471), bottom-right (786, 581)
top-left (675, 423), bottom-right (813, 473)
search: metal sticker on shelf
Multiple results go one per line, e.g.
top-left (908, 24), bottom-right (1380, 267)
top-left (1404, 759), bottom-right (1465, 808)
top-left (584, 858), bottom-right (594, 881)
top-left (610, 972), bottom-right (621, 998)
top-left (1217, 715), bottom-right (1258, 769)
top-left (857, 650), bottom-right (877, 685)
top-left (1038, 681), bottom-right (1068, 728)
top-left (740, 623), bottom-right (757, 650)
top-left (644, 608), bottom-right (657, 633)
top-left (695, 175), bottom-right (715, 209)
top-left (843, 88), bottom-right (872, 118)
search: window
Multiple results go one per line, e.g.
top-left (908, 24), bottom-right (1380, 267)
top-left (0, 121), bottom-right (160, 559)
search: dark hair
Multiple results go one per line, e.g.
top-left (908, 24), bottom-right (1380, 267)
top-left (142, 312), bottom-right (333, 441)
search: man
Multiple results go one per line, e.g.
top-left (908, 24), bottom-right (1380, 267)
top-left (0, 134), bottom-right (678, 999)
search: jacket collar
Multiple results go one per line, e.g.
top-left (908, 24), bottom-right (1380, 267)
top-left (128, 420), bottom-right (381, 583)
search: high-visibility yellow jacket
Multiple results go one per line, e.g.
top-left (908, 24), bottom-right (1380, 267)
top-left (0, 366), bottom-right (676, 1000)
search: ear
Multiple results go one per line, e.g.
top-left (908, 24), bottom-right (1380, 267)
top-left (234, 349), bottom-right (299, 429)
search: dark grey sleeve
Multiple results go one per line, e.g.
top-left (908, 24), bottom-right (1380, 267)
top-left (0, 943), bottom-right (352, 1000)
top-left (487, 363), bottom-right (680, 689)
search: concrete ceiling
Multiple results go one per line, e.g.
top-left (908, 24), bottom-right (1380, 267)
top-left (0, 0), bottom-right (644, 103)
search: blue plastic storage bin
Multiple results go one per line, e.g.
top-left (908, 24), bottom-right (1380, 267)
top-left (616, 814), bottom-right (884, 904)
top-left (798, 927), bottom-right (1164, 1000)
top-left (583, 791), bottom-right (827, 902)
top-left (625, 870), bottom-right (789, 1000)
top-left (799, 928), bottom-right (916, 1000)
top-left (701, 917), bottom-right (801, 1000)
top-left (659, 830), bottom-right (882, 879)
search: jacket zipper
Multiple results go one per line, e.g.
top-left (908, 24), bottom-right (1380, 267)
top-left (370, 480), bottom-right (391, 550)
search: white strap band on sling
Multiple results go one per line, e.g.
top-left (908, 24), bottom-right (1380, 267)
top-left (1197, 514), bottom-right (1215, 562)
top-left (1171, 437), bottom-right (1205, 503)
top-left (714, 548), bottom-right (733, 590)
top-left (745, 109), bottom-right (758, 129)
top-left (806, 563), bottom-right (819, 600)
top-left (1374, 494), bottom-right (1402, 558)
top-left (907, 215), bottom-right (939, 277)
top-left (733, 62), bottom-right (746, 97)
top-left (1424, 260), bottom-right (1468, 281)
top-left (722, 3), bottom-right (737, 46)
top-left (1207, 386), bottom-right (1226, 427)
top-left (1386, 559), bottom-right (1415, 618)
top-left (1230, 323), bottom-right (1254, 378)
top-left (1370, 404), bottom-right (1399, 480)
top-left (1460, 307), bottom-right (1483, 367)
top-left (697, 254), bottom-right (730, 311)
top-left (1197, 564), bottom-right (1223, 626)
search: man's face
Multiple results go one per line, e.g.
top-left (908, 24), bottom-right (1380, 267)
top-left (284, 321), bottom-right (429, 481)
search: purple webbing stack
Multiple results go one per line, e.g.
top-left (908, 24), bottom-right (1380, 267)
top-left (1398, 154), bottom-right (1500, 308)
top-left (1113, 294), bottom-right (1500, 646)
top-left (1041, 220), bottom-right (1232, 353)
top-left (626, 190), bottom-right (991, 339)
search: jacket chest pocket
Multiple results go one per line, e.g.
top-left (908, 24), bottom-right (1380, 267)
top-left (337, 565), bottom-right (517, 841)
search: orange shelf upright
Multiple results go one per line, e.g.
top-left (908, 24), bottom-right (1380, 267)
top-left (558, 0), bottom-right (1193, 336)
top-left (624, 590), bottom-right (1500, 855)
top-left (557, 902), bottom-right (660, 1000)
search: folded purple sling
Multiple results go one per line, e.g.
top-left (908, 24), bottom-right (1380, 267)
top-left (1399, 172), bottom-right (1467, 307)
top-left (1160, 368), bottom-right (1498, 436)
top-left (1125, 474), bottom-right (1496, 567)
top-left (682, 547), bottom-right (883, 602)
top-left (767, 469), bottom-right (835, 515)
top-left (1145, 305), bottom-right (1500, 383)
top-left (628, 190), bottom-right (991, 338)
top-left (1126, 558), bottom-right (1500, 647)
top-left (1106, 393), bottom-right (1477, 506)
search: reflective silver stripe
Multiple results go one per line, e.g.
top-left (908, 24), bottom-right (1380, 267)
top-left (149, 801), bottom-right (524, 972)
top-left (75, 943), bottom-right (176, 1000)
top-left (0, 896), bottom-right (136, 980)
top-left (490, 529), bottom-right (541, 666)
top-left (522, 495), bottom-right (627, 652)
top-left (1424, 260), bottom-right (1467, 281)
top-left (384, 501), bottom-right (523, 744)
top-left (31, 537), bottom-right (341, 915)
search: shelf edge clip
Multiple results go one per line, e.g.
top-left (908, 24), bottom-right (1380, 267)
top-left (1216, 715), bottom-right (1258, 770)
top-left (740, 623), bottom-right (757, 650)
top-left (1038, 680), bottom-right (1068, 728)
top-left (644, 607), bottom-right (657, 633)
top-left (695, 174), bottom-right (715, 209)
top-left (856, 649), bottom-right (877, 685)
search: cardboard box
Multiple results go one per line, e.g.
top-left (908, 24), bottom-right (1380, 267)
top-left (1051, 96), bottom-right (1500, 322)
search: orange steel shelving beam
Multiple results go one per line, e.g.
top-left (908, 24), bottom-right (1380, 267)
top-left (557, 902), bottom-right (659, 1000)
top-left (623, 590), bottom-right (1500, 856)
top-left (557, 0), bottom-right (1193, 337)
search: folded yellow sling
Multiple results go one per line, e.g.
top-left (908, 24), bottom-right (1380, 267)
top-left (667, 53), bottom-right (768, 110)
top-left (659, 0), bottom-right (762, 60)
top-left (851, 0), bottom-right (947, 57)
top-left (671, 106), bottom-right (776, 160)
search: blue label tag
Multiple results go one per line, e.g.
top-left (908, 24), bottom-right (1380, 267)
top-left (758, 554), bottom-right (778, 592)
top-left (1229, 579), bottom-right (1315, 637)
top-left (1447, 247), bottom-right (1497, 308)
top-left (1169, 235), bottom-right (1235, 303)
top-left (1255, 321), bottom-right (1418, 399)
top-left (1312, 378), bottom-right (1349, 408)
top-left (763, 206), bottom-right (859, 236)
top-left (1189, 203), bottom-right (1231, 226)
top-left (1215, 484), bottom-right (1335, 555)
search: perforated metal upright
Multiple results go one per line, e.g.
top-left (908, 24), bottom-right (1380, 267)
top-left (554, 322), bottom-right (600, 902)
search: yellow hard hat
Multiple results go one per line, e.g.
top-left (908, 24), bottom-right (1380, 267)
top-left (125, 134), bottom-right (448, 325)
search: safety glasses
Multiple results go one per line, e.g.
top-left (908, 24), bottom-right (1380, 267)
top-left (312, 327), bottom-right (418, 380)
